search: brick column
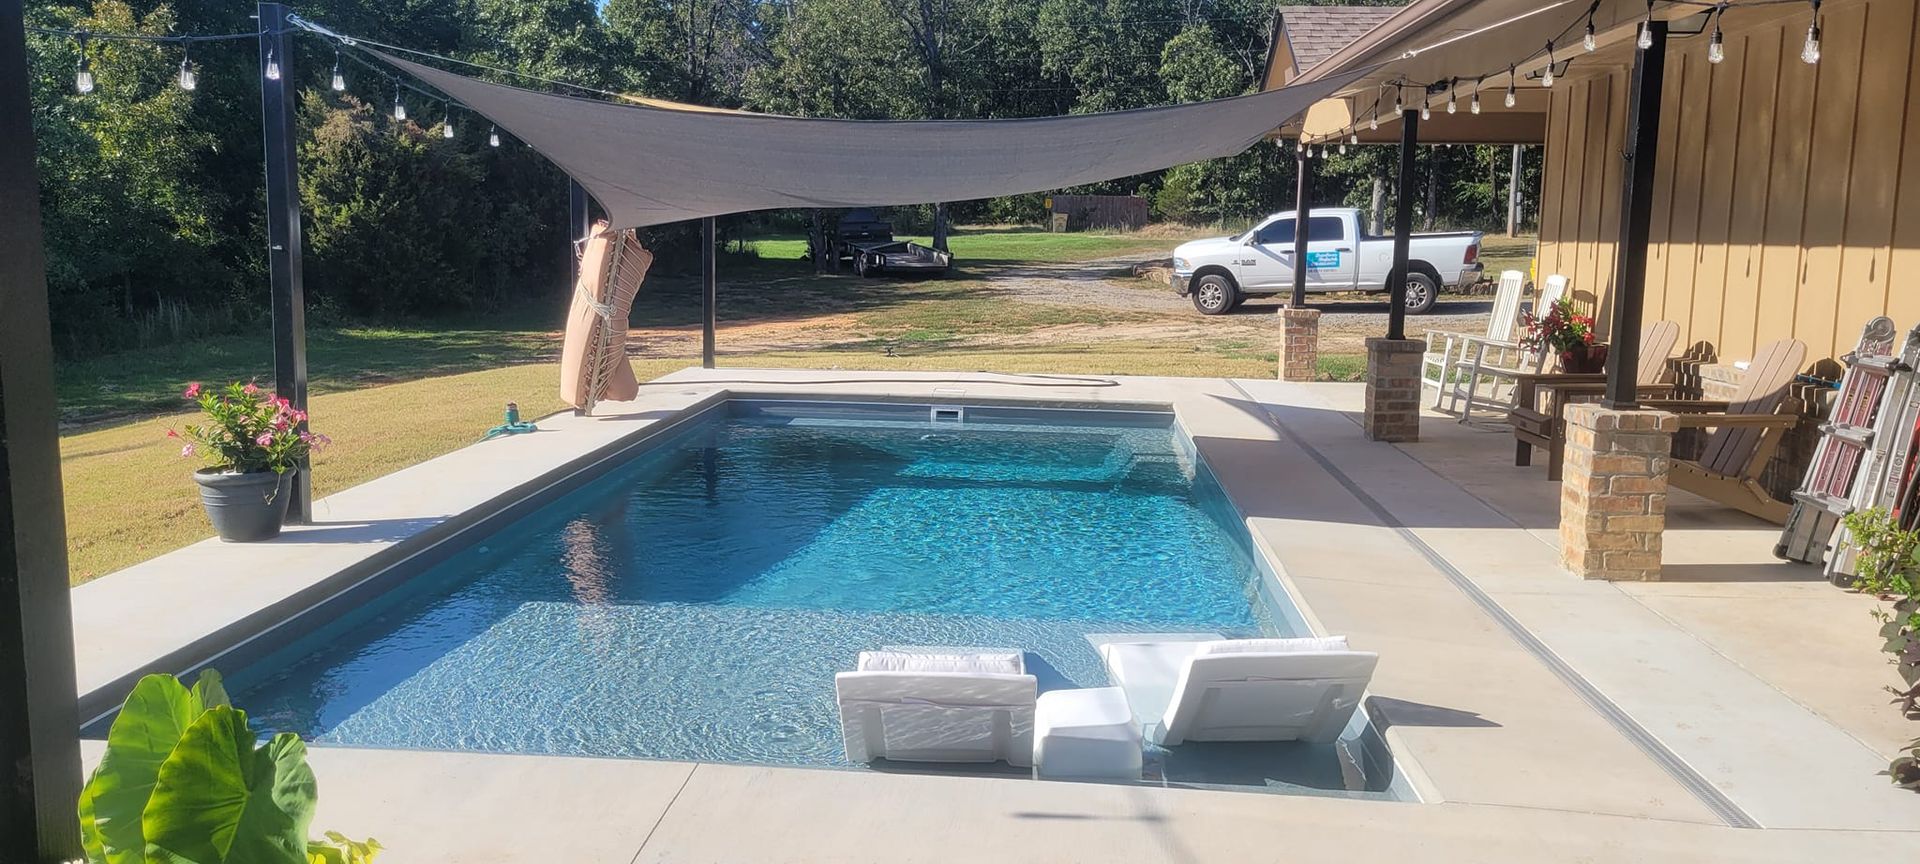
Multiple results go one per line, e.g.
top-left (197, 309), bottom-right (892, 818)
top-left (1559, 404), bottom-right (1678, 581)
top-left (1278, 307), bottom-right (1321, 382)
top-left (1363, 337), bottom-right (1423, 442)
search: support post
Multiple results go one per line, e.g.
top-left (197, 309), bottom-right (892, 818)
top-left (1604, 21), bottom-right (1666, 409)
top-left (568, 178), bottom-right (589, 284)
top-left (701, 216), bottom-right (717, 369)
top-left (1291, 140), bottom-right (1309, 308)
top-left (1387, 109), bottom-right (1419, 341)
top-left (0, 0), bottom-right (84, 857)
top-left (258, 2), bottom-right (308, 523)
top-left (1507, 144), bottom-right (1524, 237)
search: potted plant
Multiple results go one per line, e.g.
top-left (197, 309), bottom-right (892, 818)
top-left (168, 381), bottom-right (328, 542)
top-left (1520, 296), bottom-right (1607, 373)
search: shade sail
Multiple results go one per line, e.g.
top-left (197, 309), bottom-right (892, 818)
top-left (377, 51), bottom-right (1367, 229)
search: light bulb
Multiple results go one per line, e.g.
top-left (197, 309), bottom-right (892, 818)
top-left (1349, 131), bottom-right (1358, 145)
top-left (1708, 26), bottom-right (1725, 64)
top-left (1470, 92), bottom-right (1481, 114)
top-left (177, 59), bottom-right (196, 91)
top-left (394, 96), bottom-right (407, 121)
top-left (1542, 67), bottom-right (1554, 88)
top-left (1447, 92), bottom-right (1457, 114)
top-left (1394, 89), bottom-right (1404, 113)
top-left (1369, 112), bottom-right (1380, 131)
top-left (1420, 105), bottom-right (1431, 120)
top-left (74, 48), bottom-right (92, 94)
top-left (1802, 19), bottom-right (1821, 64)
top-left (443, 117), bottom-right (455, 139)
top-left (1584, 20), bottom-right (1597, 52)
top-left (1636, 22), bottom-right (1653, 50)
top-left (265, 49), bottom-right (280, 81)
top-left (1339, 142), bottom-right (1348, 155)
top-left (488, 125), bottom-right (501, 147)
top-left (1505, 83), bottom-right (1517, 109)
top-left (331, 57), bottom-right (346, 92)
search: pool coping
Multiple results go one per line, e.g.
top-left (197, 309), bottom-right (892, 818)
top-left (69, 367), bottom-right (1838, 831)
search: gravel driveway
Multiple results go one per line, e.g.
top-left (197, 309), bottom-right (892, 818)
top-left (970, 256), bottom-right (1495, 354)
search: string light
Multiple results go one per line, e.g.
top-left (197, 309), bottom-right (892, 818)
top-left (264, 47), bottom-right (280, 81)
top-left (1471, 77), bottom-right (1483, 114)
top-left (1583, 9), bottom-right (1597, 52)
top-left (442, 104), bottom-right (456, 138)
top-left (1447, 81), bottom-right (1457, 114)
top-left (74, 35), bottom-right (93, 94)
top-left (1505, 65), bottom-right (1516, 108)
top-left (331, 51), bottom-right (346, 91)
top-left (1394, 86), bottom-right (1404, 114)
top-left (1369, 104), bottom-right (1380, 131)
top-left (393, 82), bottom-right (407, 121)
top-left (1541, 42), bottom-right (1556, 87)
top-left (1420, 103), bottom-right (1431, 121)
top-left (1708, 7), bottom-right (1726, 64)
top-left (176, 46), bottom-right (196, 91)
top-left (488, 125), bottom-right (501, 148)
top-left (1637, 0), bottom-right (1656, 50)
top-left (1802, 0), bottom-right (1822, 64)
top-left (1339, 141), bottom-right (1348, 155)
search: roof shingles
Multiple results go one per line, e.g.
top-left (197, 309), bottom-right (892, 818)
top-left (1277, 5), bottom-right (1400, 73)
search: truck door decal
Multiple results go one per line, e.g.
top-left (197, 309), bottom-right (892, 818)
top-left (1305, 250), bottom-right (1342, 270)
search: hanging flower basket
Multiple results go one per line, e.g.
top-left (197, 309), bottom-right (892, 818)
top-left (167, 381), bottom-right (330, 542)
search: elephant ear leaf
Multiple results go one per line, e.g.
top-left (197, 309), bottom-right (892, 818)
top-left (190, 668), bottom-right (231, 710)
top-left (78, 674), bottom-right (207, 864)
top-left (144, 708), bottom-right (316, 864)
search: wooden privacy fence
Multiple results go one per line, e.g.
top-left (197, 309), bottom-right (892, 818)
top-left (1046, 195), bottom-right (1150, 231)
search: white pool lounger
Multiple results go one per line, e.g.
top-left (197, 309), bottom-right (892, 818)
top-left (835, 649), bottom-right (1037, 767)
top-left (1098, 636), bottom-right (1377, 746)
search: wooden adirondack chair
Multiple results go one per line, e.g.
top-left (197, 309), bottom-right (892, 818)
top-left (1422, 270), bottom-right (1527, 408)
top-left (1508, 319), bottom-right (1683, 480)
top-left (1642, 338), bottom-right (1810, 523)
top-left (1443, 274), bottom-right (1571, 423)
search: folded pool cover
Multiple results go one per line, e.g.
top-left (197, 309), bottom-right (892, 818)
top-left (376, 51), bottom-right (1365, 229)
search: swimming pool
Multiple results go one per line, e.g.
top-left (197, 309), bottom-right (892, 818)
top-left (229, 400), bottom-right (1379, 791)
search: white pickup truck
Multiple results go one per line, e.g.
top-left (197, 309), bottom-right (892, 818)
top-left (1171, 208), bottom-right (1484, 315)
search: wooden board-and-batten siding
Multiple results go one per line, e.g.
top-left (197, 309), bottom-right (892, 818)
top-left (1536, 0), bottom-right (1920, 367)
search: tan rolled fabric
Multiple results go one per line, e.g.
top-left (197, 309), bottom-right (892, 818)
top-left (559, 222), bottom-right (652, 413)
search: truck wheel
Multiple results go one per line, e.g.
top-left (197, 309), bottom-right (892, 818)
top-left (1191, 274), bottom-right (1238, 315)
top-left (1402, 272), bottom-right (1438, 314)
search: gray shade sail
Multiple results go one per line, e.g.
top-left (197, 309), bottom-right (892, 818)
top-left (377, 51), bottom-right (1366, 229)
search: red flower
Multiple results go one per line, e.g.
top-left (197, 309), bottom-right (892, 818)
top-left (183, 382), bottom-right (202, 399)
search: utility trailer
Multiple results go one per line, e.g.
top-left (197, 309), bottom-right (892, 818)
top-left (808, 208), bottom-right (952, 277)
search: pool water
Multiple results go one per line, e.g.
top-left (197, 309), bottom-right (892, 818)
top-left (232, 402), bottom-right (1285, 768)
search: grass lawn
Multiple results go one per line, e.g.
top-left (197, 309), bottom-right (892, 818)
top-left (744, 224), bottom-right (1202, 264)
top-left (1477, 233), bottom-right (1538, 280)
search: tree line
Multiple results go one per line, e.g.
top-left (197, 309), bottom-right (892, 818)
top-left (24, 0), bottom-right (1537, 356)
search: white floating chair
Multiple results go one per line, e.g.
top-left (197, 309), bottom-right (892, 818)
top-left (835, 649), bottom-right (1037, 767)
top-left (1099, 636), bottom-right (1377, 746)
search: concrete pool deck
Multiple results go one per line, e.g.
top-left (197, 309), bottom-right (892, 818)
top-left (66, 368), bottom-right (1920, 861)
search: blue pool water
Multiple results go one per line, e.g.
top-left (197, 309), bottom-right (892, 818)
top-left (231, 402), bottom-right (1287, 768)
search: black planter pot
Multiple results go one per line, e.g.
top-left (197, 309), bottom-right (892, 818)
top-left (194, 469), bottom-right (293, 542)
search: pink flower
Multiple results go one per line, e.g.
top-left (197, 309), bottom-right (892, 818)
top-left (292, 410), bottom-right (308, 424)
top-left (179, 443), bottom-right (196, 458)
top-left (255, 432), bottom-right (274, 447)
top-left (272, 415), bottom-right (290, 431)
top-left (243, 381), bottom-right (260, 396)
top-left (165, 428), bottom-right (179, 439)
top-left (183, 382), bottom-right (201, 399)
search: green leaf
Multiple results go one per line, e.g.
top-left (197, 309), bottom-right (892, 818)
top-left (191, 669), bottom-right (231, 710)
top-left (144, 709), bottom-right (315, 864)
top-left (78, 674), bottom-right (208, 864)
top-left (308, 832), bottom-right (383, 864)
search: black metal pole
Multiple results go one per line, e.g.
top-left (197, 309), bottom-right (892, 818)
top-left (0, 0), bottom-right (83, 857)
top-left (258, 2), bottom-right (308, 523)
top-left (568, 178), bottom-right (589, 285)
top-left (1291, 141), bottom-right (1309, 308)
top-left (1604, 21), bottom-right (1666, 410)
top-left (1388, 109), bottom-right (1419, 341)
top-left (701, 216), bottom-right (717, 368)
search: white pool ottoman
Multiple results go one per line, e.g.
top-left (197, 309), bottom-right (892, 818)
top-left (1032, 686), bottom-right (1142, 781)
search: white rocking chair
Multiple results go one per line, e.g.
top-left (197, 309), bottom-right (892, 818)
top-left (1421, 270), bottom-right (1527, 411)
top-left (1444, 275), bottom-right (1571, 424)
